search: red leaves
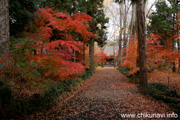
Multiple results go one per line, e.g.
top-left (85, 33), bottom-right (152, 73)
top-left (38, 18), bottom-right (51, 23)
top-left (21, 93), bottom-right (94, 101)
top-left (33, 54), bottom-right (47, 61)
top-left (121, 33), bottom-right (180, 74)
top-left (33, 7), bottom-right (95, 42)
top-left (47, 39), bottom-right (83, 60)
top-left (72, 13), bottom-right (92, 22)
top-left (30, 7), bottom-right (96, 58)
top-left (36, 56), bottom-right (85, 81)
top-left (54, 12), bottom-right (69, 18)
top-left (121, 38), bottom-right (139, 75)
top-left (35, 27), bottom-right (53, 42)
top-left (95, 50), bottom-right (108, 65)
top-left (25, 7), bottom-right (96, 81)
top-left (166, 33), bottom-right (180, 49)
top-left (1, 7), bottom-right (95, 84)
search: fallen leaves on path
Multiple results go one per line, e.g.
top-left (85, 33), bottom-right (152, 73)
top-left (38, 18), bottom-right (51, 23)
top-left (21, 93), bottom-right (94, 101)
top-left (23, 67), bottom-right (174, 119)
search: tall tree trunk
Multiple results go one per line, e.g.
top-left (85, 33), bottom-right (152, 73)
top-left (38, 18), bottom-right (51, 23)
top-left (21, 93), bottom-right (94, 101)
top-left (113, 46), bottom-right (116, 68)
top-left (177, 0), bottom-right (180, 73)
top-left (178, 39), bottom-right (180, 73)
top-left (118, 30), bottom-right (122, 68)
top-left (136, 3), bottom-right (140, 68)
top-left (89, 39), bottom-right (94, 73)
top-left (137, 0), bottom-right (148, 95)
top-left (129, 3), bottom-right (139, 67)
top-left (123, 1), bottom-right (127, 57)
top-left (129, 3), bottom-right (137, 38)
top-left (0, 0), bottom-right (9, 58)
top-left (172, 12), bottom-right (176, 72)
top-left (118, 5), bottom-right (122, 69)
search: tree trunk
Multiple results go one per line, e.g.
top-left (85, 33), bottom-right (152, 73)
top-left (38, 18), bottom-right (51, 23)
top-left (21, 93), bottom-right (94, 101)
top-left (129, 3), bottom-right (137, 38)
top-left (118, 5), bottom-right (122, 69)
top-left (101, 62), bottom-right (104, 67)
top-left (136, 3), bottom-right (140, 68)
top-left (118, 31), bottom-right (122, 69)
top-left (129, 3), bottom-right (140, 68)
top-left (178, 39), bottom-right (180, 73)
top-left (172, 12), bottom-right (176, 72)
top-left (137, 0), bottom-right (148, 95)
top-left (177, 0), bottom-right (180, 73)
top-left (113, 46), bottom-right (116, 68)
top-left (89, 39), bottom-right (94, 73)
top-left (123, 1), bottom-right (127, 57)
top-left (0, 0), bottom-right (9, 57)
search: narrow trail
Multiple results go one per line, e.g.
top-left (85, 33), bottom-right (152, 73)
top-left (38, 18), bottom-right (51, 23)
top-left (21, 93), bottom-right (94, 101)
top-left (29, 67), bottom-right (172, 119)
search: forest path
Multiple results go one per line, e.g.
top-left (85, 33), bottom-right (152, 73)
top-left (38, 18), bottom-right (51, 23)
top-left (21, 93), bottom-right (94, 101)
top-left (30, 67), bottom-right (171, 119)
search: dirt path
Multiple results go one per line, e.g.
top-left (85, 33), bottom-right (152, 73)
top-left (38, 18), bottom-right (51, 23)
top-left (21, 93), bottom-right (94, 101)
top-left (29, 67), bottom-right (173, 119)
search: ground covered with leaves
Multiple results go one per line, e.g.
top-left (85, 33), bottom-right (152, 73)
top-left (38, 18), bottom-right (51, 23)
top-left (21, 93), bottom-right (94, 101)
top-left (23, 67), bottom-right (174, 119)
top-left (148, 70), bottom-right (180, 93)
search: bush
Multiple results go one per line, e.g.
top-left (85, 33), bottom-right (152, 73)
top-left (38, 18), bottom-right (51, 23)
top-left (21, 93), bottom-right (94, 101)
top-left (80, 68), bottom-right (92, 80)
top-left (119, 67), bottom-right (139, 84)
top-left (0, 87), bottom-right (12, 105)
top-left (1, 36), bottom-right (93, 118)
top-left (148, 82), bottom-right (180, 113)
top-left (129, 75), bottom-right (139, 84)
top-left (119, 67), bottom-right (130, 76)
top-left (0, 79), bottom-right (77, 118)
top-left (0, 81), bottom-right (4, 87)
top-left (0, 67), bottom-right (93, 119)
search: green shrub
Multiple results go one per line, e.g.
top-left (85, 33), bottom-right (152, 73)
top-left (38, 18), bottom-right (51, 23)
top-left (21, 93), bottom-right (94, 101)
top-left (129, 75), bottom-right (139, 84)
top-left (0, 81), bottom-right (4, 87)
top-left (119, 67), bottom-right (130, 76)
top-left (9, 99), bottom-right (31, 116)
top-left (0, 65), bottom-right (92, 119)
top-left (80, 68), bottom-right (92, 80)
top-left (119, 67), bottom-right (139, 84)
top-left (0, 87), bottom-right (12, 105)
top-left (0, 77), bottom-right (87, 119)
top-left (166, 89), bottom-right (179, 97)
top-left (149, 82), bottom-right (168, 91)
top-left (148, 82), bottom-right (180, 113)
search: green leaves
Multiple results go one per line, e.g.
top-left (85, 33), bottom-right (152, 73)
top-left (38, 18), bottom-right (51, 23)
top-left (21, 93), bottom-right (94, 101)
top-left (9, 0), bottom-right (40, 36)
top-left (147, 0), bottom-right (179, 45)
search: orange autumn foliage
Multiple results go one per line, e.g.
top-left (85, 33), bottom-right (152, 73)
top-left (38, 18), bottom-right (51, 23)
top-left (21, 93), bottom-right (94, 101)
top-left (120, 33), bottom-right (180, 75)
top-left (121, 38), bottom-right (139, 75)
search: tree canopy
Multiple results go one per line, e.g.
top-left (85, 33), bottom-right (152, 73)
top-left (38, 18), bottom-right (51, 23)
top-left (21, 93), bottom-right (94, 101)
top-left (9, 0), bottom-right (41, 36)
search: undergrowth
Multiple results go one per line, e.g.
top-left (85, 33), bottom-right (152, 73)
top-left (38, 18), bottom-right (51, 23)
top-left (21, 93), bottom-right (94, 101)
top-left (148, 82), bottom-right (180, 113)
top-left (119, 66), bottom-right (180, 114)
top-left (118, 67), bottom-right (139, 84)
top-left (0, 68), bottom-right (92, 119)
